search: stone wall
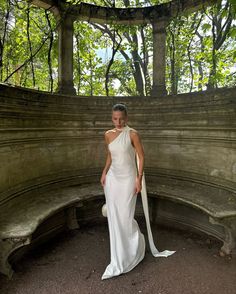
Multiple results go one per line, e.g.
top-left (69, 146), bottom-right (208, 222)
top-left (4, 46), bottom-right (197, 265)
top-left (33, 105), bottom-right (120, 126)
top-left (0, 83), bottom-right (235, 204)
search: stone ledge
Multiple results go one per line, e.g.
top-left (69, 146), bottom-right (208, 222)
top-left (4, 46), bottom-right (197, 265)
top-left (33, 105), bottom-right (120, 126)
top-left (146, 175), bottom-right (236, 218)
top-left (0, 183), bottom-right (104, 239)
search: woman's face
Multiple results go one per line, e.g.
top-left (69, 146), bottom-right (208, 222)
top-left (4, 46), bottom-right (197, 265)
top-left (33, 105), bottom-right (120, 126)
top-left (112, 111), bottom-right (127, 129)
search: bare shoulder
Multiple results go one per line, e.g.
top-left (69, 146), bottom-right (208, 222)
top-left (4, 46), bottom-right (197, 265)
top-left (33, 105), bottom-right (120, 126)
top-left (104, 129), bottom-right (116, 143)
top-left (130, 128), bottom-right (141, 141)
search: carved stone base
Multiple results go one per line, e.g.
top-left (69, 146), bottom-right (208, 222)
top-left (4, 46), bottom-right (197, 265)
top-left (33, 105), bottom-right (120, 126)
top-left (0, 237), bottom-right (31, 279)
top-left (209, 216), bottom-right (236, 255)
top-left (65, 206), bottom-right (80, 230)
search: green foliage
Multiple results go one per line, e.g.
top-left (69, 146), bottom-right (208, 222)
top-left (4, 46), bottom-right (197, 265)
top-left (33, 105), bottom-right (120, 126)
top-left (0, 0), bottom-right (235, 95)
top-left (0, 0), bottom-right (58, 91)
top-left (166, 0), bottom-right (236, 94)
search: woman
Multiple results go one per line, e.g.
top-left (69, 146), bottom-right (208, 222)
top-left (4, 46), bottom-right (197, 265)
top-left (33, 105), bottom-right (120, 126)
top-left (100, 103), bottom-right (175, 280)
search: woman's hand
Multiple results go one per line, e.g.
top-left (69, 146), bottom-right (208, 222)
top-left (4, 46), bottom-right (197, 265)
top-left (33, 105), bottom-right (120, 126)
top-left (135, 177), bottom-right (142, 194)
top-left (100, 172), bottom-right (106, 187)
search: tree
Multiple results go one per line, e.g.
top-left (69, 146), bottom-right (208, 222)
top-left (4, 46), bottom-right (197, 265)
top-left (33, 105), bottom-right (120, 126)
top-left (0, 0), bottom-right (235, 95)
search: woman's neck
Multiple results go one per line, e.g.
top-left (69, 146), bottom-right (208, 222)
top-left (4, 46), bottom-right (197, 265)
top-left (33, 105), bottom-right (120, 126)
top-left (115, 125), bottom-right (126, 131)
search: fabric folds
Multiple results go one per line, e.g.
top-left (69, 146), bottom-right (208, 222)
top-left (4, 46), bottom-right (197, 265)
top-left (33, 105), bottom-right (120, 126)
top-left (101, 125), bottom-right (176, 280)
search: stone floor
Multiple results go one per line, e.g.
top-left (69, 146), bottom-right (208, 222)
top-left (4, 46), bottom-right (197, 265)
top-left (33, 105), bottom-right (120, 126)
top-left (0, 221), bottom-right (235, 294)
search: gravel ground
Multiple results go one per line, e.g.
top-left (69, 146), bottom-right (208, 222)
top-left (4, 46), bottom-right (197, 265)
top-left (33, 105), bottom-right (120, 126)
top-left (0, 221), bottom-right (235, 294)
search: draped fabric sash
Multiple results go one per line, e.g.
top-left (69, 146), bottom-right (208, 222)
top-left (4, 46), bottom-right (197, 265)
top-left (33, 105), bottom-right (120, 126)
top-left (136, 153), bottom-right (176, 257)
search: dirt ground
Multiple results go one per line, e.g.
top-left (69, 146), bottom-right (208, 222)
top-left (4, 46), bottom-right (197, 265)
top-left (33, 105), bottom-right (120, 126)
top-left (0, 221), bottom-right (235, 294)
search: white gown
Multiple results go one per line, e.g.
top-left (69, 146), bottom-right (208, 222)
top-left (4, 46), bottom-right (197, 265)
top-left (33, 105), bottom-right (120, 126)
top-left (101, 125), bottom-right (176, 280)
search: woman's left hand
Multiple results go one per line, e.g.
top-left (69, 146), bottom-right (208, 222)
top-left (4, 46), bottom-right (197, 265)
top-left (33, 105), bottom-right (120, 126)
top-left (135, 177), bottom-right (142, 194)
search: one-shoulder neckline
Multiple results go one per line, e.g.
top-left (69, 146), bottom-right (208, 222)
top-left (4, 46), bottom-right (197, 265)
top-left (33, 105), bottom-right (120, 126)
top-left (108, 125), bottom-right (129, 146)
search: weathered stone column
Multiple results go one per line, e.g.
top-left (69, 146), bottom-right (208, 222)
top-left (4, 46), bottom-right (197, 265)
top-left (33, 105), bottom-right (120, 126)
top-left (57, 14), bottom-right (76, 95)
top-left (151, 19), bottom-right (169, 96)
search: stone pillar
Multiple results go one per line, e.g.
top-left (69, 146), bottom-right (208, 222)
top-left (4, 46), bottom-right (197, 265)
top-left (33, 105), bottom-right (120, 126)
top-left (57, 14), bottom-right (76, 95)
top-left (151, 19), bottom-right (169, 96)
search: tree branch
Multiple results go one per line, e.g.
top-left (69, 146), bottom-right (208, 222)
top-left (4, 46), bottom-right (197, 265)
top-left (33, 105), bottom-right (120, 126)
top-left (105, 29), bottom-right (122, 96)
top-left (45, 10), bottom-right (54, 92)
top-left (26, 4), bottom-right (36, 86)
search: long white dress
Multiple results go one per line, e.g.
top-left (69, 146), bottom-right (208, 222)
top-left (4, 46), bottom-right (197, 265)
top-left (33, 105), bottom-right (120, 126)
top-left (101, 125), bottom-right (176, 280)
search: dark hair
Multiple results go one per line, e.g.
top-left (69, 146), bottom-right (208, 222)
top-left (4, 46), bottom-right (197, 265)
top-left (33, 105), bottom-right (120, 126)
top-left (112, 103), bottom-right (128, 116)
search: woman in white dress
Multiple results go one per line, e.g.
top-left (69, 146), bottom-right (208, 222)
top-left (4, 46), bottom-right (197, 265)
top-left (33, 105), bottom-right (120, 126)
top-left (100, 103), bottom-right (176, 280)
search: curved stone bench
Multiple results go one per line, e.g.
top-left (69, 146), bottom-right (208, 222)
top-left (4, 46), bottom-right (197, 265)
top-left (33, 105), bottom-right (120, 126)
top-left (75, 173), bottom-right (235, 257)
top-left (145, 173), bottom-right (236, 256)
top-left (0, 179), bottom-right (104, 279)
top-left (1, 172), bottom-right (236, 279)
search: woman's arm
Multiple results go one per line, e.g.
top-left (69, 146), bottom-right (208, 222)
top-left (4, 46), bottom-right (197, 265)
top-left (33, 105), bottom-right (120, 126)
top-left (100, 132), bottom-right (112, 186)
top-left (130, 130), bottom-right (145, 193)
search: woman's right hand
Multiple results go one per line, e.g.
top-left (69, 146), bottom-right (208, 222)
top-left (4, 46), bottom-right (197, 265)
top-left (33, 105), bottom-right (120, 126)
top-left (100, 172), bottom-right (106, 187)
